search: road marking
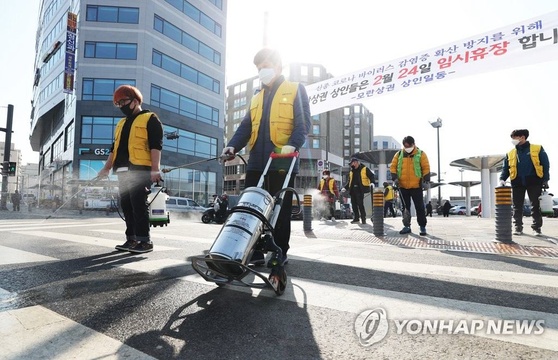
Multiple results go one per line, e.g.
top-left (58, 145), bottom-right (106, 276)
top-left (0, 245), bottom-right (57, 265)
top-left (12, 231), bottom-right (180, 251)
top-left (0, 302), bottom-right (156, 360)
top-left (0, 221), bottom-right (122, 232)
top-left (90, 229), bottom-right (213, 244)
top-left (289, 252), bottom-right (558, 288)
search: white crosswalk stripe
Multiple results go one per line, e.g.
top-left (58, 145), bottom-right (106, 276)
top-left (1, 219), bottom-right (557, 356)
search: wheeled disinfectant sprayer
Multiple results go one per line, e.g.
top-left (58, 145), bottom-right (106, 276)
top-left (191, 152), bottom-right (301, 296)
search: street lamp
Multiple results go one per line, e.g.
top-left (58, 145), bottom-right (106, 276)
top-left (459, 168), bottom-right (465, 197)
top-left (429, 117), bottom-right (443, 206)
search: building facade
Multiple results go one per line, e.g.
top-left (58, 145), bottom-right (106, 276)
top-left (30, 0), bottom-right (226, 207)
top-left (223, 63), bottom-right (374, 195)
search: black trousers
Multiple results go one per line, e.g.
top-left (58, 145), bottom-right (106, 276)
top-left (118, 170), bottom-right (152, 242)
top-left (384, 200), bottom-right (395, 217)
top-left (245, 170), bottom-right (295, 255)
top-left (512, 184), bottom-right (542, 230)
top-left (399, 187), bottom-right (427, 227)
top-left (350, 189), bottom-right (366, 221)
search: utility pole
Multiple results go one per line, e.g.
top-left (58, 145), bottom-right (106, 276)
top-left (1, 104), bottom-right (14, 210)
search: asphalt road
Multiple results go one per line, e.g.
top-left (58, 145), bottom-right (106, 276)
top-left (0, 210), bottom-right (557, 359)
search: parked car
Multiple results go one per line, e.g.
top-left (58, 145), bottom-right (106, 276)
top-left (553, 198), bottom-right (558, 217)
top-left (166, 197), bottom-right (207, 213)
top-left (449, 205), bottom-right (468, 215)
top-left (470, 206), bottom-right (479, 216)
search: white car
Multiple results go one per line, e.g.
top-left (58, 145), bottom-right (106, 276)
top-left (449, 205), bottom-right (468, 215)
top-left (165, 197), bottom-right (207, 213)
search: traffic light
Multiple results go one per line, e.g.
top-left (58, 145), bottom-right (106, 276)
top-left (8, 162), bottom-right (16, 176)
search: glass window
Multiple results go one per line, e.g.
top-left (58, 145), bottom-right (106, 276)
top-left (119, 7), bottom-right (139, 23)
top-left (86, 6), bottom-right (139, 24)
top-left (96, 43), bottom-right (116, 58)
top-left (312, 124), bottom-right (320, 135)
top-left (84, 42), bottom-right (96, 57)
top-left (98, 6), bottom-right (118, 22)
top-left (162, 55), bottom-right (180, 75)
top-left (81, 116), bottom-right (120, 144)
top-left (116, 43), bottom-right (137, 59)
top-left (152, 85), bottom-right (218, 126)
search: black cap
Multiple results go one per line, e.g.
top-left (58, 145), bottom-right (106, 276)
top-left (350, 157), bottom-right (359, 163)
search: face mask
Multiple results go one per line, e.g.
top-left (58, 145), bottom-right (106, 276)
top-left (404, 146), bottom-right (414, 153)
top-left (511, 139), bottom-right (520, 146)
top-left (322, 176), bottom-right (328, 179)
top-left (120, 101), bottom-right (135, 117)
top-left (258, 68), bottom-right (276, 85)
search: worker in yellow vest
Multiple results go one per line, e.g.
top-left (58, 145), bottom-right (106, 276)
top-left (318, 169), bottom-right (340, 221)
top-left (341, 157), bottom-right (375, 224)
top-left (221, 48), bottom-right (311, 269)
top-left (383, 182), bottom-right (396, 218)
top-left (499, 129), bottom-right (550, 238)
top-left (99, 85), bottom-right (163, 254)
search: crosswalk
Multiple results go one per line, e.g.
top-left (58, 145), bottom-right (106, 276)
top-left (1, 218), bottom-right (557, 358)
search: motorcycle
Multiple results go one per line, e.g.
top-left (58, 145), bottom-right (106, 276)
top-left (201, 207), bottom-right (230, 224)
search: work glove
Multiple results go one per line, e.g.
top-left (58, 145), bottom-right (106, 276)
top-left (341, 188), bottom-right (346, 193)
top-left (281, 145), bottom-right (296, 154)
top-left (499, 180), bottom-right (506, 187)
top-left (393, 179), bottom-right (399, 188)
top-left (542, 181), bottom-right (549, 189)
top-left (422, 180), bottom-right (431, 190)
top-left (220, 146), bottom-right (235, 161)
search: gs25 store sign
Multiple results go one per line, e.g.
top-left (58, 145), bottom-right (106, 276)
top-left (78, 147), bottom-right (110, 156)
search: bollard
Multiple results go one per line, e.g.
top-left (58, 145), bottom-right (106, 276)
top-left (303, 194), bottom-right (313, 231)
top-left (494, 186), bottom-right (513, 243)
top-left (372, 189), bottom-right (385, 236)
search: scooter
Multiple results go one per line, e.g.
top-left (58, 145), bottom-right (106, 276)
top-left (191, 152), bottom-right (300, 296)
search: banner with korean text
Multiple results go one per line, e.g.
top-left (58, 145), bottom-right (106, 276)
top-left (63, 12), bottom-right (77, 94)
top-left (306, 10), bottom-right (558, 115)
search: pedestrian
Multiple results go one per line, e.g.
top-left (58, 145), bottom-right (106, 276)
top-left (11, 190), bottom-right (21, 211)
top-left (426, 201), bottom-right (433, 217)
top-left (318, 169), bottom-right (340, 221)
top-left (221, 48), bottom-right (311, 269)
top-left (390, 136), bottom-right (431, 235)
top-left (98, 85), bottom-right (164, 253)
top-left (442, 200), bottom-right (452, 217)
top-left (499, 129), bottom-right (550, 237)
top-left (383, 182), bottom-right (396, 218)
top-left (341, 157), bottom-right (375, 224)
top-left (477, 202), bottom-right (482, 217)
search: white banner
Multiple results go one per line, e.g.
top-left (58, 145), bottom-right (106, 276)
top-left (306, 10), bottom-right (558, 116)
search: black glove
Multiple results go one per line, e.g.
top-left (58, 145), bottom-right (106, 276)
top-left (542, 181), bottom-right (549, 189)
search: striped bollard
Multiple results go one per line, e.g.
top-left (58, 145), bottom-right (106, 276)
top-left (372, 189), bottom-right (385, 236)
top-left (303, 194), bottom-right (313, 231)
top-left (494, 186), bottom-right (513, 243)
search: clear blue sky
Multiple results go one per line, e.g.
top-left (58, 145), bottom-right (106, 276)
top-left (2, 0), bottom-right (557, 198)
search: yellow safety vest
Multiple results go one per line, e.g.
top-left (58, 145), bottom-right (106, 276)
top-left (319, 178), bottom-right (335, 195)
top-left (349, 167), bottom-right (371, 188)
top-left (248, 81), bottom-right (299, 149)
top-left (385, 185), bottom-right (395, 200)
top-left (508, 144), bottom-right (543, 179)
top-left (112, 112), bottom-right (153, 167)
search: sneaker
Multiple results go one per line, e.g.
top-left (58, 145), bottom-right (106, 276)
top-left (399, 226), bottom-right (411, 234)
top-left (320, 217), bottom-right (327, 221)
top-left (419, 227), bottom-right (427, 236)
top-left (331, 217), bottom-right (336, 221)
top-left (361, 219), bottom-right (367, 224)
top-left (533, 228), bottom-right (543, 237)
top-left (249, 251), bottom-right (266, 266)
top-left (513, 228), bottom-right (523, 236)
top-left (128, 241), bottom-right (153, 253)
top-left (350, 219), bottom-right (360, 224)
top-left (267, 253), bottom-right (288, 268)
top-left (115, 239), bottom-right (138, 251)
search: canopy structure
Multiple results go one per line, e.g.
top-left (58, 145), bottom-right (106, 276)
top-left (449, 155), bottom-right (505, 218)
top-left (449, 181), bottom-right (482, 216)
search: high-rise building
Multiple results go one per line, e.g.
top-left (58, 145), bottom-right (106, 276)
top-left (224, 62), bottom-right (373, 195)
top-left (30, 0), bottom-right (226, 206)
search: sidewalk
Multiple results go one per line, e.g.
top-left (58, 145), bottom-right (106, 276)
top-left (292, 215), bottom-right (558, 258)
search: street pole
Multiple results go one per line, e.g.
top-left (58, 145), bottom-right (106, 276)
top-left (437, 126), bottom-right (441, 205)
top-left (1, 104), bottom-right (14, 210)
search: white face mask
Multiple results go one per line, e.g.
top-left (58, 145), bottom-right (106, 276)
top-left (258, 68), bottom-right (276, 85)
top-left (322, 176), bottom-right (328, 179)
top-left (404, 146), bottom-right (414, 153)
top-left (511, 139), bottom-right (520, 146)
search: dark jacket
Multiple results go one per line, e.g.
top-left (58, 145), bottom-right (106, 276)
top-left (500, 141), bottom-right (550, 187)
top-left (227, 76), bottom-right (311, 173)
top-left (344, 164), bottom-right (375, 193)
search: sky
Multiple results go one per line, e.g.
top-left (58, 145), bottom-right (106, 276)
top-left (1, 0), bottom-right (557, 199)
